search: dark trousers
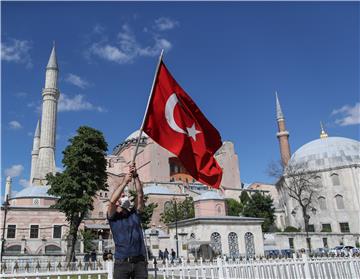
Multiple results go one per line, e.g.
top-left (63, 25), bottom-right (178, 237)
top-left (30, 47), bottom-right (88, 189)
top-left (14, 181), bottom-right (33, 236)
top-left (113, 260), bottom-right (148, 279)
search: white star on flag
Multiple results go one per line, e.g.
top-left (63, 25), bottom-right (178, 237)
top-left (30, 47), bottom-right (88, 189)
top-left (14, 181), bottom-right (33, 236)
top-left (186, 123), bottom-right (201, 141)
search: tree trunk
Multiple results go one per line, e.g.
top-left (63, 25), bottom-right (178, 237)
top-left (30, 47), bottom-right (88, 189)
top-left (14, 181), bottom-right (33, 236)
top-left (302, 206), bottom-right (311, 253)
top-left (65, 221), bottom-right (80, 264)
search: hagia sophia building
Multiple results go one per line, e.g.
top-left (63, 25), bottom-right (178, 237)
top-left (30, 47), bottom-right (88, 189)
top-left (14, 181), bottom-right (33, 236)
top-left (1, 45), bottom-right (359, 260)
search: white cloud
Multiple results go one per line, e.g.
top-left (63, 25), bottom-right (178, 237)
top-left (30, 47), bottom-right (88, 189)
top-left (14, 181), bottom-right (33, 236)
top-left (58, 94), bottom-right (104, 112)
top-left (87, 23), bottom-right (173, 64)
top-left (65, 73), bottom-right (90, 89)
top-left (19, 178), bottom-right (31, 187)
top-left (332, 102), bottom-right (360, 126)
top-left (154, 17), bottom-right (179, 31)
top-left (9, 120), bottom-right (22, 130)
top-left (1, 38), bottom-right (32, 68)
top-left (4, 165), bottom-right (24, 177)
top-left (89, 43), bottom-right (132, 64)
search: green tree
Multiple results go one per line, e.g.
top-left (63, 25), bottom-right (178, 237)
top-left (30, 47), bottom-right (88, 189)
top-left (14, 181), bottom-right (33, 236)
top-left (79, 229), bottom-right (96, 253)
top-left (240, 191), bottom-right (250, 205)
top-left (160, 197), bottom-right (194, 224)
top-left (47, 126), bottom-right (108, 263)
top-left (225, 198), bottom-right (242, 216)
top-left (242, 192), bottom-right (275, 232)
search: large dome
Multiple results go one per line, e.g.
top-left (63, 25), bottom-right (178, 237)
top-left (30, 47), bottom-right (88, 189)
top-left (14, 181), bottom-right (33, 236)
top-left (289, 137), bottom-right (360, 171)
top-left (11, 185), bottom-right (57, 200)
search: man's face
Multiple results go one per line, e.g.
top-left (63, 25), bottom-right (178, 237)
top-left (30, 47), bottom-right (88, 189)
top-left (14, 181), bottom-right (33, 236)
top-left (115, 192), bottom-right (127, 207)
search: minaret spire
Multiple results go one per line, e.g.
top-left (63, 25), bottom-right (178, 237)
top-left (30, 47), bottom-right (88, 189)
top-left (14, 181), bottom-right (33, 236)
top-left (47, 43), bottom-right (58, 69)
top-left (320, 121), bottom-right (328, 139)
top-left (33, 44), bottom-right (60, 185)
top-left (275, 92), bottom-right (291, 166)
top-left (275, 91), bottom-right (284, 120)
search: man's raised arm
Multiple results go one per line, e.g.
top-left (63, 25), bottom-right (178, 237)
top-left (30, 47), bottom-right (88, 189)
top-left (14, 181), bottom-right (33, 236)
top-left (107, 172), bottom-right (132, 218)
top-left (131, 164), bottom-right (145, 212)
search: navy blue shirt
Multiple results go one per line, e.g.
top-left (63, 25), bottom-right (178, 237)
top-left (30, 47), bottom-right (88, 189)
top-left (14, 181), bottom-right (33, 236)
top-left (107, 209), bottom-right (146, 260)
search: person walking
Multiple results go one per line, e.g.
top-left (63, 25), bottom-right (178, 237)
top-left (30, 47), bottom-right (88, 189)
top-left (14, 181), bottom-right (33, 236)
top-left (103, 249), bottom-right (109, 261)
top-left (164, 248), bottom-right (169, 261)
top-left (107, 163), bottom-right (147, 279)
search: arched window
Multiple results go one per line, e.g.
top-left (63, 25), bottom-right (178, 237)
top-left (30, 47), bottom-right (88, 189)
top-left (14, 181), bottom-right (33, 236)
top-left (228, 232), bottom-right (239, 258)
top-left (318, 196), bottom-right (327, 210)
top-left (331, 173), bottom-right (340, 186)
top-left (210, 232), bottom-right (222, 255)
top-left (244, 232), bottom-right (255, 258)
top-left (335, 195), bottom-right (344, 209)
top-left (216, 204), bottom-right (222, 214)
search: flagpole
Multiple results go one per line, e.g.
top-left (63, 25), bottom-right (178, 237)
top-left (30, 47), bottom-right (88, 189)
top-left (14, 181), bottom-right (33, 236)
top-left (132, 49), bottom-right (164, 164)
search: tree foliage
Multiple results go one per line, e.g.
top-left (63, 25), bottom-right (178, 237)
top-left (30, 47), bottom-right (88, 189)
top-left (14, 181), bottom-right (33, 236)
top-left (242, 192), bottom-right (275, 232)
top-left (225, 198), bottom-right (242, 216)
top-left (79, 229), bottom-right (96, 253)
top-left (160, 197), bottom-right (194, 224)
top-left (47, 126), bottom-right (108, 262)
top-left (240, 191), bottom-right (250, 205)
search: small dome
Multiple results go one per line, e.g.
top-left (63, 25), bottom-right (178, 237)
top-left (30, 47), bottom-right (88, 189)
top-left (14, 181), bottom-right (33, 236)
top-left (143, 184), bottom-right (175, 195)
top-left (194, 191), bottom-right (224, 201)
top-left (125, 130), bottom-right (148, 141)
top-left (12, 186), bottom-right (56, 199)
top-left (289, 137), bottom-right (360, 171)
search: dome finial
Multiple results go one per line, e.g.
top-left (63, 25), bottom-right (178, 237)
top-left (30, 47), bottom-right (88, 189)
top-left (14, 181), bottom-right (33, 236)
top-left (320, 121), bottom-right (328, 139)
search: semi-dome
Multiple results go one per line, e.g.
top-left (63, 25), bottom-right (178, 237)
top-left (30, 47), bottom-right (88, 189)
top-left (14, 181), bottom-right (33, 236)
top-left (194, 191), bottom-right (224, 201)
top-left (125, 130), bottom-right (148, 142)
top-left (12, 185), bottom-right (57, 199)
top-left (143, 184), bottom-right (175, 195)
top-left (289, 137), bottom-right (360, 171)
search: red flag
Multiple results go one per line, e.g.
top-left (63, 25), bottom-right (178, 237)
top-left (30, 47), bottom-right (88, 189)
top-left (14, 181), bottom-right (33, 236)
top-left (143, 61), bottom-right (223, 188)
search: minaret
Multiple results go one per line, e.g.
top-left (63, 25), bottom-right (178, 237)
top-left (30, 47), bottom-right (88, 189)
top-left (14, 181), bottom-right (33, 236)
top-left (33, 44), bottom-right (60, 184)
top-left (275, 92), bottom-right (291, 166)
top-left (30, 120), bottom-right (41, 183)
top-left (320, 121), bottom-right (328, 139)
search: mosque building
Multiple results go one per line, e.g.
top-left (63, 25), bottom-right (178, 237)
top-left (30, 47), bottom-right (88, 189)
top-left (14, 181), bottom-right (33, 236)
top-left (265, 94), bottom-right (360, 252)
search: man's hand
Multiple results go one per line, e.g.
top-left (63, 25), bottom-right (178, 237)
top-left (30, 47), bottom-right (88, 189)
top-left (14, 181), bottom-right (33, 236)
top-left (129, 163), bottom-right (138, 178)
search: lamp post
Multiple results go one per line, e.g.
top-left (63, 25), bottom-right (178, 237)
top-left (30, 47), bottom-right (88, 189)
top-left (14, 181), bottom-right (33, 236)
top-left (0, 197), bottom-right (10, 263)
top-left (173, 199), bottom-right (179, 260)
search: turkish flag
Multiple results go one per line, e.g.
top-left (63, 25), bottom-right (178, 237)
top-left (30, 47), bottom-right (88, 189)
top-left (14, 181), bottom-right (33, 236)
top-left (143, 61), bottom-right (223, 188)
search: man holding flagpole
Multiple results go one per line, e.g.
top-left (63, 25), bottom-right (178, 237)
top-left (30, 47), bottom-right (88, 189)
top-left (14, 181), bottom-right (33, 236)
top-left (107, 164), bottom-right (147, 279)
top-left (108, 49), bottom-right (223, 278)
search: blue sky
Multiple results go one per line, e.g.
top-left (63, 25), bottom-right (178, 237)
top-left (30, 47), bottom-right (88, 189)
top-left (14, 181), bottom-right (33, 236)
top-left (2, 2), bottom-right (359, 194)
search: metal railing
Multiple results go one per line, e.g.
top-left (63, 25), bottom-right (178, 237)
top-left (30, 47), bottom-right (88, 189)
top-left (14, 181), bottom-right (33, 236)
top-left (1, 254), bottom-right (360, 279)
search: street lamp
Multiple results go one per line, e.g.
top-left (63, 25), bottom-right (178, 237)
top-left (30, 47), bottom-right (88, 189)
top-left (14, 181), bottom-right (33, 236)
top-left (173, 199), bottom-right (179, 260)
